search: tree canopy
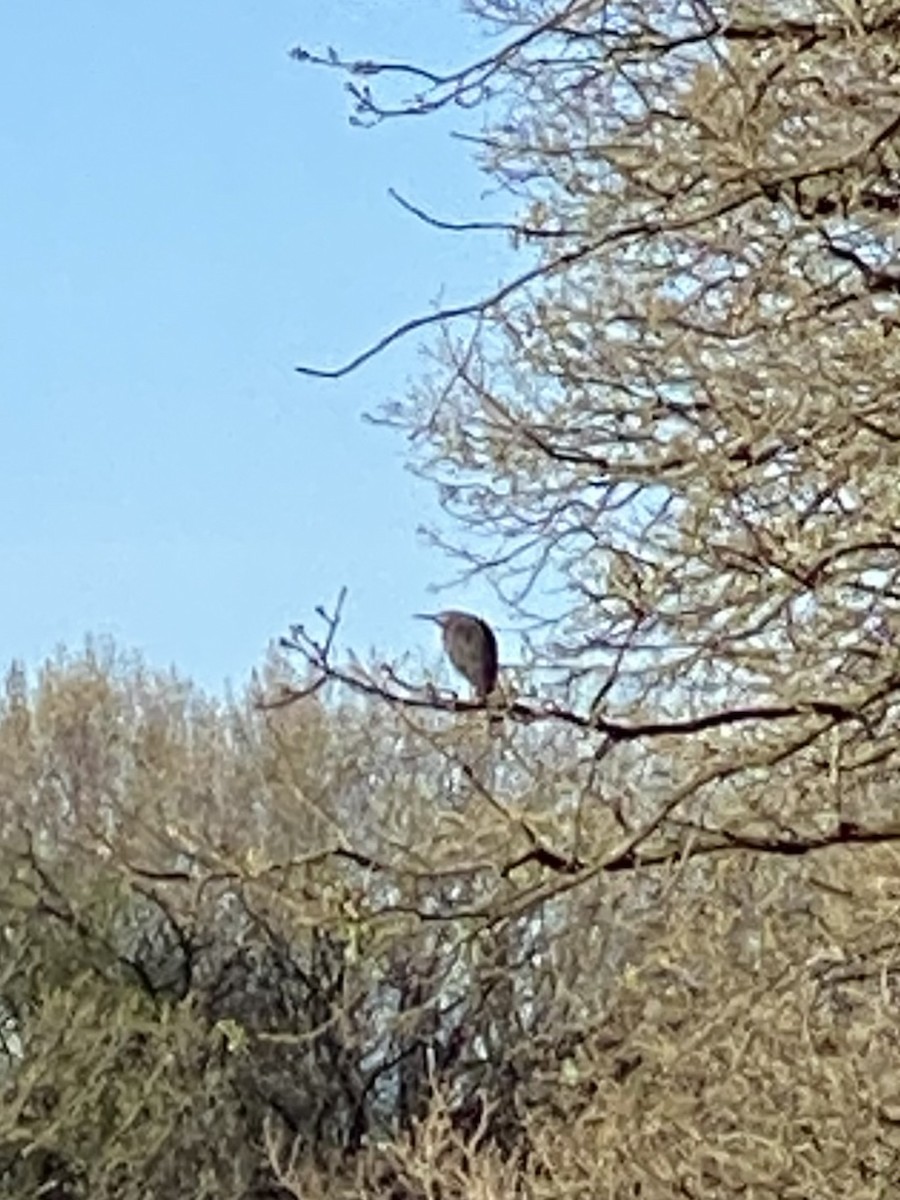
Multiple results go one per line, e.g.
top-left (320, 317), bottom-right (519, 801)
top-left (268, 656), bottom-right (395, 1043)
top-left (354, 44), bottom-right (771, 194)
top-left (3, 1), bottom-right (900, 1197)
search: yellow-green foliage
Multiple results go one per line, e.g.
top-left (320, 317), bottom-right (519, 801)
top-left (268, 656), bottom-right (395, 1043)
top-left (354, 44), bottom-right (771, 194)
top-left (5, 0), bottom-right (900, 1195)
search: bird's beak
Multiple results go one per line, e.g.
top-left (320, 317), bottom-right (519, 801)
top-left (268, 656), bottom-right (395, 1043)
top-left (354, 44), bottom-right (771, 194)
top-left (413, 612), bottom-right (439, 623)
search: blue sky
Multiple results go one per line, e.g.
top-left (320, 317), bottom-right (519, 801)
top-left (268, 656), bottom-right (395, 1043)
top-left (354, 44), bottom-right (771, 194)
top-left (1, 1), bottom-right (515, 693)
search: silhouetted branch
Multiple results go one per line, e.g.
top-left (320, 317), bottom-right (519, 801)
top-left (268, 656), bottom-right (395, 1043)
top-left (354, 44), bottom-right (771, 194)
top-left (387, 187), bottom-right (575, 240)
top-left (293, 242), bottom-right (595, 379)
top-left (268, 602), bottom-right (880, 740)
top-left (819, 230), bottom-right (900, 293)
top-left (289, 0), bottom-right (595, 125)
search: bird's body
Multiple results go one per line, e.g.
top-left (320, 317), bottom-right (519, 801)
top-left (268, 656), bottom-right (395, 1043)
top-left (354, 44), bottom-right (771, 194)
top-left (415, 610), bottom-right (499, 700)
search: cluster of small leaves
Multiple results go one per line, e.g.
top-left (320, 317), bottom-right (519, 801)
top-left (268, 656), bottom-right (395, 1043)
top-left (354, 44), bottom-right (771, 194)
top-left (293, 0), bottom-right (900, 903)
top-left (0, 644), bottom-right (898, 1197)
top-left (4, 0), bottom-right (900, 1195)
top-left (0, 645), bottom-right (626, 1197)
top-left (283, 0), bottom-right (900, 1192)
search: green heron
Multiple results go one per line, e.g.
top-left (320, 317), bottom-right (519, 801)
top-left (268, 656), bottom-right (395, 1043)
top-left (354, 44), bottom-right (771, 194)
top-left (415, 610), bottom-right (499, 701)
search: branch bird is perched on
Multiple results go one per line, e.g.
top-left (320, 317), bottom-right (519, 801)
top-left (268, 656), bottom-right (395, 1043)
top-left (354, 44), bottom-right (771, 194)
top-left (415, 610), bottom-right (499, 702)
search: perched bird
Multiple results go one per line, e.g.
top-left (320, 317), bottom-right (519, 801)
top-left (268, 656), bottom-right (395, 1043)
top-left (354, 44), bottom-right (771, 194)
top-left (415, 610), bottom-right (499, 701)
